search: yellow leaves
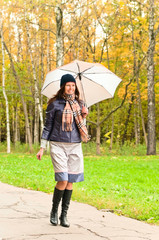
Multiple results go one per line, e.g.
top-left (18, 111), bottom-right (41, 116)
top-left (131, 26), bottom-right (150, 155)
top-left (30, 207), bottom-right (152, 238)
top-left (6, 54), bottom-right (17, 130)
top-left (39, 17), bottom-right (49, 24)
top-left (137, 16), bottom-right (147, 27)
top-left (118, 0), bottom-right (125, 7)
top-left (117, 134), bottom-right (120, 139)
top-left (104, 131), bottom-right (112, 138)
top-left (106, 139), bottom-right (111, 144)
top-left (104, 131), bottom-right (111, 144)
top-left (118, 87), bottom-right (125, 99)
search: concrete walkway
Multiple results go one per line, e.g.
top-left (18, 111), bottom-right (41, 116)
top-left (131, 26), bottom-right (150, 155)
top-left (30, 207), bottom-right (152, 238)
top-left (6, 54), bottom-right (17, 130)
top-left (0, 182), bottom-right (159, 240)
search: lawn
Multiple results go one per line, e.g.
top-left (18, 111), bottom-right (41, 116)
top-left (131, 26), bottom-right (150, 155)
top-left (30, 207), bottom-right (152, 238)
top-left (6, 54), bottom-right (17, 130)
top-left (0, 152), bottom-right (159, 225)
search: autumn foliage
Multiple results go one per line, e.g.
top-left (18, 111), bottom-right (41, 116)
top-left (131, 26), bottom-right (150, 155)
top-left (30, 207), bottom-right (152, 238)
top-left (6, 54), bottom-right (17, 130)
top-left (0, 0), bottom-right (159, 152)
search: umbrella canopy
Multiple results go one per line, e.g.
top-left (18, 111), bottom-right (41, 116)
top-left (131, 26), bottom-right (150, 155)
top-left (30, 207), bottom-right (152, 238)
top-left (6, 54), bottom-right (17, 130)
top-left (41, 60), bottom-right (122, 107)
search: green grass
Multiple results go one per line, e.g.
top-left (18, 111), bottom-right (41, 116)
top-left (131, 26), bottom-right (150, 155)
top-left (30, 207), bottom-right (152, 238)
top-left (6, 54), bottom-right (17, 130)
top-left (0, 152), bottom-right (159, 225)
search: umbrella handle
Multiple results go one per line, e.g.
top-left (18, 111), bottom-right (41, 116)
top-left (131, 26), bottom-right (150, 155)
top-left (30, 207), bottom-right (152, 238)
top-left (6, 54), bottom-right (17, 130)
top-left (78, 73), bottom-right (82, 80)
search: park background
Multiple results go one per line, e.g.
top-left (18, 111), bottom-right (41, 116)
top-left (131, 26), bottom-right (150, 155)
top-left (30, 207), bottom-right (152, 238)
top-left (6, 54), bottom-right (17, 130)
top-left (0, 0), bottom-right (159, 225)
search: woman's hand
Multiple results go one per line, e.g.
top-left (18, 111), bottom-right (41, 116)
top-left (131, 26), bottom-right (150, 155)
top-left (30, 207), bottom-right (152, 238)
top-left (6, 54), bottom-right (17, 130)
top-left (36, 148), bottom-right (44, 161)
top-left (81, 105), bottom-right (88, 118)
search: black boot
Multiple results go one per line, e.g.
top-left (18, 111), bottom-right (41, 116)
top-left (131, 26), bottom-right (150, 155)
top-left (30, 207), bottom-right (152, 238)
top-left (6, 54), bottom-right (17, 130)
top-left (50, 188), bottom-right (64, 226)
top-left (60, 189), bottom-right (73, 227)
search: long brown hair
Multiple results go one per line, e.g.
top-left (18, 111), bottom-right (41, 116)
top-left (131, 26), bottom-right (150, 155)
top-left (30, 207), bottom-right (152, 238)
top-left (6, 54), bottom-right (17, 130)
top-left (47, 82), bottom-right (81, 105)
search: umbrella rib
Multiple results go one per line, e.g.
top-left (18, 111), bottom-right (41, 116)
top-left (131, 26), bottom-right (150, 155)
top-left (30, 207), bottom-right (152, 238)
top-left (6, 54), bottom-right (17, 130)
top-left (84, 72), bottom-right (113, 75)
top-left (76, 61), bottom-right (96, 74)
top-left (76, 62), bottom-right (88, 104)
top-left (82, 66), bottom-right (95, 74)
top-left (41, 79), bottom-right (60, 92)
top-left (76, 62), bottom-right (80, 73)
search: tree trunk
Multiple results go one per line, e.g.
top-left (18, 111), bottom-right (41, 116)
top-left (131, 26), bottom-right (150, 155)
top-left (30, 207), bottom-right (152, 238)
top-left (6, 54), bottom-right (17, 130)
top-left (28, 102), bottom-right (33, 142)
top-left (137, 1), bottom-right (148, 146)
top-left (3, 40), bottom-right (33, 152)
top-left (1, 23), bottom-right (11, 153)
top-left (137, 104), bottom-right (140, 143)
top-left (134, 102), bottom-right (139, 145)
top-left (109, 113), bottom-right (114, 150)
top-left (136, 71), bottom-right (147, 146)
top-left (122, 95), bottom-right (134, 145)
top-left (47, 16), bottom-right (51, 71)
top-left (14, 105), bottom-right (20, 143)
top-left (96, 103), bottom-right (100, 155)
top-left (25, 122), bottom-right (28, 144)
top-left (147, 0), bottom-right (156, 155)
top-left (55, 3), bottom-right (64, 67)
top-left (129, 6), bottom-right (147, 146)
top-left (12, 106), bottom-right (15, 144)
top-left (40, 35), bottom-right (44, 140)
top-left (34, 104), bottom-right (39, 144)
top-left (25, 16), bottom-right (44, 136)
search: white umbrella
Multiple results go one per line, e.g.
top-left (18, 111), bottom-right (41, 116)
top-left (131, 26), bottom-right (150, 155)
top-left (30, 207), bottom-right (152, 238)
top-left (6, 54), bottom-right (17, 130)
top-left (41, 60), bottom-right (122, 107)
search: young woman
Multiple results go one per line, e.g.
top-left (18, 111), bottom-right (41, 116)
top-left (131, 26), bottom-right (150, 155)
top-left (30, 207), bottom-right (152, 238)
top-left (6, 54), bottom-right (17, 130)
top-left (36, 74), bottom-right (89, 228)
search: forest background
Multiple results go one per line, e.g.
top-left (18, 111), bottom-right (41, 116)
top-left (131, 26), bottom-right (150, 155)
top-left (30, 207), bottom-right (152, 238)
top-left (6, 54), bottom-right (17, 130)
top-left (0, 0), bottom-right (159, 155)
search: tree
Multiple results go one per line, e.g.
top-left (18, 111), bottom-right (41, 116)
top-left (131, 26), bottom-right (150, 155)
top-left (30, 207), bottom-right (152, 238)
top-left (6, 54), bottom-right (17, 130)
top-left (55, 0), bottom-right (64, 67)
top-left (24, 10), bottom-right (44, 142)
top-left (3, 40), bottom-right (33, 152)
top-left (0, 20), bottom-right (11, 153)
top-left (147, 0), bottom-right (157, 155)
top-left (127, 4), bottom-right (147, 146)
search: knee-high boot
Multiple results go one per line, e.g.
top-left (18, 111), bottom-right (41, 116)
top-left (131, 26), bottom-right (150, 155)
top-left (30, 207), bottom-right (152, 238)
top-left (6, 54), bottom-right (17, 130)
top-left (59, 189), bottom-right (73, 227)
top-left (50, 188), bottom-right (64, 226)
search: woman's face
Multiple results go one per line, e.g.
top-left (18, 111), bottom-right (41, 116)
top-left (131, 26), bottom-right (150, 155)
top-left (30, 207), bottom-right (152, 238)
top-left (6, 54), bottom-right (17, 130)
top-left (64, 82), bottom-right (76, 95)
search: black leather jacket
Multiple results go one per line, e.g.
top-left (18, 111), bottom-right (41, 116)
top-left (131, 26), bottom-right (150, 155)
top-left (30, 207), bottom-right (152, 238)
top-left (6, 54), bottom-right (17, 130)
top-left (41, 98), bottom-right (81, 143)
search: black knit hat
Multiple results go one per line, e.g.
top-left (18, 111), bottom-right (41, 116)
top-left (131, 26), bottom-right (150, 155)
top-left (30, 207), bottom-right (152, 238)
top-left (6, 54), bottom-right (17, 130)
top-left (60, 74), bottom-right (76, 87)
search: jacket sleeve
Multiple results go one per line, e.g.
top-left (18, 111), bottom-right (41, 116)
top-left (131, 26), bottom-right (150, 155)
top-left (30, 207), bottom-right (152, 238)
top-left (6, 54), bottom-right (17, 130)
top-left (40, 139), bottom-right (48, 149)
top-left (41, 102), bottom-right (56, 141)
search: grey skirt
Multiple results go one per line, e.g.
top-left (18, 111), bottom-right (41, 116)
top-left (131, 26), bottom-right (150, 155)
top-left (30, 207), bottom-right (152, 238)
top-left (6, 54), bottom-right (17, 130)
top-left (50, 141), bottom-right (84, 183)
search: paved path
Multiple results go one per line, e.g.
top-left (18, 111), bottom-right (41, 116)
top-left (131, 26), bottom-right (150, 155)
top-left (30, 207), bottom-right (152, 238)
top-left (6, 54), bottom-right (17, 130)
top-left (0, 182), bottom-right (159, 240)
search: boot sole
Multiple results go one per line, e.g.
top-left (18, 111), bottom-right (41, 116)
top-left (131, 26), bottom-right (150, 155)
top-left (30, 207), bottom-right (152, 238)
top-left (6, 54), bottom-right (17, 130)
top-left (60, 223), bottom-right (70, 228)
top-left (50, 220), bottom-right (58, 226)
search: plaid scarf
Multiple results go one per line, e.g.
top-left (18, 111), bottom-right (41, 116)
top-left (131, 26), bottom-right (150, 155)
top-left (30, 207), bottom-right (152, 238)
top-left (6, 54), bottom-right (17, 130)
top-left (62, 94), bottom-right (90, 143)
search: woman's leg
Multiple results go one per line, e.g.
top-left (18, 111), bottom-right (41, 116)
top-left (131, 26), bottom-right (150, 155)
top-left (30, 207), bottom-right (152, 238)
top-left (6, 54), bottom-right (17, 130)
top-left (56, 180), bottom-right (68, 190)
top-left (60, 182), bottom-right (73, 227)
top-left (50, 181), bottom-right (68, 225)
top-left (66, 182), bottom-right (73, 190)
